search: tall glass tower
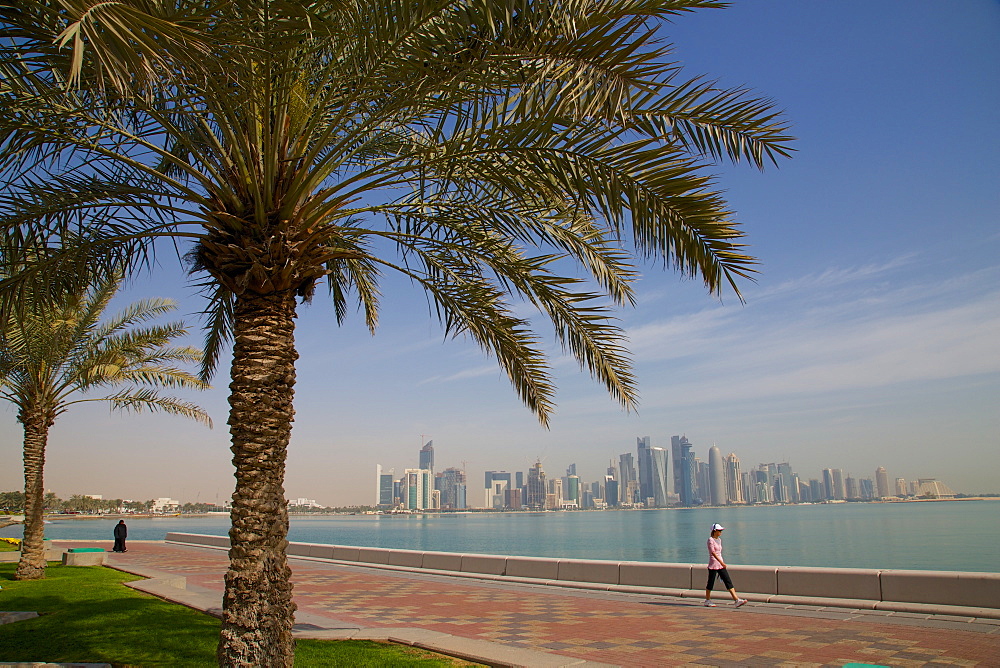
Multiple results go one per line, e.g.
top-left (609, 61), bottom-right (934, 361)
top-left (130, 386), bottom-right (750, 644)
top-left (419, 440), bottom-right (434, 473)
top-left (649, 446), bottom-right (670, 507)
top-left (637, 436), bottom-right (653, 503)
top-left (618, 453), bottom-right (636, 504)
top-left (671, 435), bottom-right (696, 506)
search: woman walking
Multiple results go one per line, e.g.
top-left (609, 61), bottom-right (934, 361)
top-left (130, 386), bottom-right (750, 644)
top-left (704, 523), bottom-right (747, 607)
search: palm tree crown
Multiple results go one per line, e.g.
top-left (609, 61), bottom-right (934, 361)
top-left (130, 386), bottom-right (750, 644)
top-left (0, 276), bottom-right (211, 425)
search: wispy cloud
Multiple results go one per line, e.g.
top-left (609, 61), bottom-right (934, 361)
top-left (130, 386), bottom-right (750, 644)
top-left (419, 364), bottom-right (503, 385)
top-left (752, 255), bottom-right (918, 301)
top-left (629, 266), bottom-right (1000, 408)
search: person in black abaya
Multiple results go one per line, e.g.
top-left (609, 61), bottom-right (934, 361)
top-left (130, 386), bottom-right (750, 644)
top-left (113, 519), bottom-right (127, 553)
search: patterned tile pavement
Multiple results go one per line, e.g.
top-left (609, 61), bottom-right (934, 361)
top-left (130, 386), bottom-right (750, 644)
top-left (58, 541), bottom-right (1000, 667)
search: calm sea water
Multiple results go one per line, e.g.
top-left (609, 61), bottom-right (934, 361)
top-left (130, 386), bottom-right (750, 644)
top-left (5, 501), bottom-right (997, 572)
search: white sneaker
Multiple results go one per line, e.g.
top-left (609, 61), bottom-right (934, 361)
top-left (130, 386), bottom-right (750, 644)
top-left (734, 598), bottom-right (747, 608)
top-left (704, 600), bottom-right (716, 607)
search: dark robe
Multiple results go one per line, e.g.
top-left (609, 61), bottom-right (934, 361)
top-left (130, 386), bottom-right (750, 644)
top-left (113, 522), bottom-right (127, 552)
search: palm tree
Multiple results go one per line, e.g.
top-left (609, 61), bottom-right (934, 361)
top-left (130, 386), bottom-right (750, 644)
top-left (0, 0), bottom-right (792, 663)
top-left (0, 274), bottom-right (211, 580)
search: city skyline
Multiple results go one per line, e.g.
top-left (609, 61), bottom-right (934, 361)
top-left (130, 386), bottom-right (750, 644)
top-left (0, 428), bottom-right (976, 508)
top-left (1, 0), bottom-right (998, 506)
top-left (371, 433), bottom-right (970, 513)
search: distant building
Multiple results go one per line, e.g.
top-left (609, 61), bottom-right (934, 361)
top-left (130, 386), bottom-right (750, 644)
top-left (822, 468), bottom-right (835, 500)
top-left (402, 469), bottom-right (432, 510)
top-left (915, 478), bottom-right (957, 498)
top-left (672, 435), bottom-right (696, 506)
top-left (485, 471), bottom-right (511, 509)
top-left (809, 478), bottom-right (823, 502)
top-left (526, 461), bottom-right (546, 509)
top-left (437, 467), bottom-right (467, 509)
top-left (637, 436), bottom-right (653, 502)
top-left (419, 440), bottom-right (434, 474)
top-left (619, 453), bottom-right (637, 505)
top-left (566, 475), bottom-right (580, 506)
top-left (504, 487), bottom-right (522, 510)
top-left (605, 475), bottom-right (619, 507)
top-left (845, 475), bottom-right (858, 500)
top-left (754, 470), bottom-right (771, 503)
top-left (708, 446), bottom-right (726, 506)
top-left (725, 453), bottom-right (744, 504)
top-left (152, 497), bottom-right (180, 513)
top-left (649, 446), bottom-right (670, 507)
top-left (832, 469), bottom-right (846, 500)
top-left (548, 477), bottom-right (564, 506)
top-left (485, 471), bottom-right (512, 509)
top-left (758, 462), bottom-right (795, 504)
top-left (376, 464), bottom-right (395, 507)
top-left (895, 477), bottom-right (907, 496)
top-left (875, 467), bottom-right (891, 498)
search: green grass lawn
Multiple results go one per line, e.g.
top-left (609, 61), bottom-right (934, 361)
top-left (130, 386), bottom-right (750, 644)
top-left (0, 563), bottom-right (477, 666)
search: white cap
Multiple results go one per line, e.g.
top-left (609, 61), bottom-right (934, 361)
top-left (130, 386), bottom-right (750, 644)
top-left (711, 523), bottom-right (725, 531)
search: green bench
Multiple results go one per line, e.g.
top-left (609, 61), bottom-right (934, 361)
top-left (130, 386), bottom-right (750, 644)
top-left (63, 547), bottom-right (106, 565)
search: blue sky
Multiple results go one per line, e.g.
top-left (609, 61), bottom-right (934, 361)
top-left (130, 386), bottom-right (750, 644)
top-left (2, 0), bottom-right (998, 506)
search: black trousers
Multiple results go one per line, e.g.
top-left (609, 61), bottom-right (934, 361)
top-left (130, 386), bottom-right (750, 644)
top-left (706, 567), bottom-right (734, 590)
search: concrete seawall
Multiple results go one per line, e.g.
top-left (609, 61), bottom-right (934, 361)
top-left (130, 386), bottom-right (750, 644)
top-left (165, 532), bottom-right (1000, 619)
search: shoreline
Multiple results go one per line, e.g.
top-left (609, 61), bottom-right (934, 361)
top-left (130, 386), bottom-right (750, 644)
top-left (2, 496), bottom-right (995, 525)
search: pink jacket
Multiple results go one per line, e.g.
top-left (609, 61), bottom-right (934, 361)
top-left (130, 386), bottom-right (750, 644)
top-left (707, 536), bottom-right (724, 570)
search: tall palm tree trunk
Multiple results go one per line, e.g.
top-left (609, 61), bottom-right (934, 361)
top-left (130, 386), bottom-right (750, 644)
top-left (218, 291), bottom-right (299, 667)
top-left (16, 412), bottom-right (52, 580)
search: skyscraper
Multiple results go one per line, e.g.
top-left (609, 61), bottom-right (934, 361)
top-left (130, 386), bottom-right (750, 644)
top-left (832, 469), bottom-right (846, 500)
top-left (376, 465), bottom-right (395, 507)
top-left (649, 446), bottom-right (670, 507)
top-left (526, 460), bottom-right (546, 508)
top-left (875, 467), bottom-right (890, 498)
top-left (549, 477), bottom-right (564, 506)
top-left (671, 435), bottom-right (696, 506)
top-left (809, 478), bottom-right (823, 502)
top-left (708, 445), bottom-right (726, 506)
top-left (437, 467), bottom-right (467, 509)
top-left (670, 435), bottom-right (684, 497)
top-left (402, 469), bottom-right (431, 510)
top-left (845, 475), bottom-right (858, 500)
top-left (419, 440), bottom-right (434, 473)
top-left (618, 453), bottom-right (637, 504)
top-left (754, 469), bottom-right (771, 503)
top-left (822, 468), bottom-right (835, 500)
top-left (605, 475), bottom-right (619, 507)
top-left (567, 474), bottom-right (580, 506)
top-left (725, 453), bottom-right (744, 504)
top-left (637, 436), bottom-right (653, 503)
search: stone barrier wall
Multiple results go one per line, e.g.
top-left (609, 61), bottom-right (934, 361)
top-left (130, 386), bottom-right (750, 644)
top-left (164, 532), bottom-right (1000, 618)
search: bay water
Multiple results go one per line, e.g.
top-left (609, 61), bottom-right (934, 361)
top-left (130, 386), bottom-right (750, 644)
top-left (5, 500), bottom-right (996, 572)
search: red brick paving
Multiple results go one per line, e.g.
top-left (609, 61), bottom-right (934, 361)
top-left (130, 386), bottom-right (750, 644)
top-left (60, 541), bottom-right (1000, 667)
